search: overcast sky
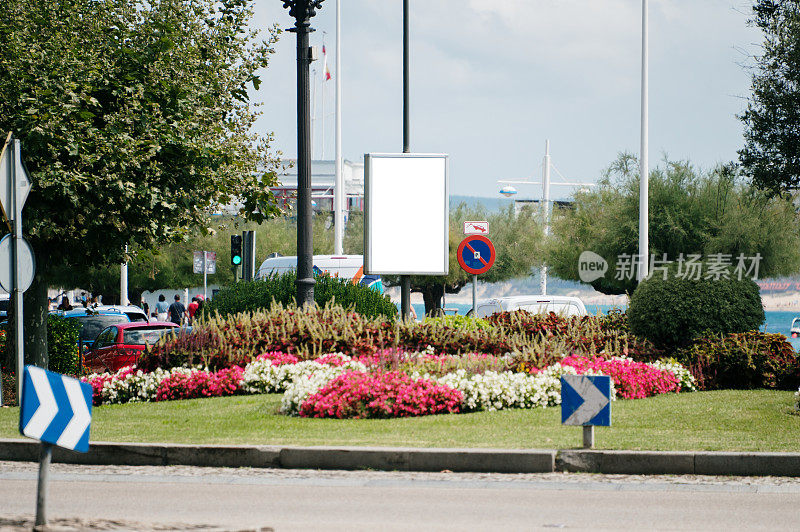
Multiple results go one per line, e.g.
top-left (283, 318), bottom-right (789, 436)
top-left (250, 1), bottom-right (762, 199)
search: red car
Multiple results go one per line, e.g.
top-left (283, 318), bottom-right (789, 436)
top-left (83, 322), bottom-right (181, 373)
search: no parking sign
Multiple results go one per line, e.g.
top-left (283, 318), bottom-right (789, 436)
top-left (457, 235), bottom-right (495, 275)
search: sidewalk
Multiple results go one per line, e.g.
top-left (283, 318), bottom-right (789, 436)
top-left (2, 438), bottom-right (799, 477)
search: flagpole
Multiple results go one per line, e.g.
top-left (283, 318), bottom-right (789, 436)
top-left (311, 67), bottom-right (317, 159)
top-left (638, 0), bottom-right (649, 281)
top-left (334, 0), bottom-right (344, 254)
top-left (321, 32), bottom-right (327, 161)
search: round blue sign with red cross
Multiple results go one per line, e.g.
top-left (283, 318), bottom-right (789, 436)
top-left (457, 235), bottom-right (496, 275)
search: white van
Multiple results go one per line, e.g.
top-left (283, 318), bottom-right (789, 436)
top-left (255, 254), bottom-right (383, 293)
top-left (472, 295), bottom-right (588, 318)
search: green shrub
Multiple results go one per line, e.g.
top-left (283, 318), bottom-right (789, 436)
top-left (140, 303), bottom-right (556, 371)
top-left (47, 314), bottom-right (80, 375)
top-left (423, 314), bottom-right (493, 331)
top-left (485, 310), bottom-right (658, 362)
top-left (203, 272), bottom-right (398, 320)
top-left (674, 331), bottom-right (799, 390)
top-left (628, 272), bottom-right (765, 349)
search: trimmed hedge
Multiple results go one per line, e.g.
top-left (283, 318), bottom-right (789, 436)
top-left (628, 273), bottom-right (765, 349)
top-left (202, 272), bottom-right (398, 320)
top-left (47, 314), bottom-right (81, 375)
top-left (674, 331), bottom-right (799, 390)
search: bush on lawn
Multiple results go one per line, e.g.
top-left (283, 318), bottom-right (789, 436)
top-left (486, 310), bottom-right (658, 365)
top-left (47, 314), bottom-right (81, 375)
top-left (627, 271), bottom-right (764, 349)
top-left (674, 331), bottom-right (799, 390)
top-left (202, 272), bottom-right (398, 320)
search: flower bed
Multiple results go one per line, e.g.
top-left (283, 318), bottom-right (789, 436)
top-left (299, 371), bottom-right (463, 419)
top-left (83, 349), bottom-right (693, 419)
top-left (556, 355), bottom-right (683, 399)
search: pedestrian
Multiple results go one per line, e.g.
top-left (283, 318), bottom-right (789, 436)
top-left (155, 294), bottom-right (169, 322)
top-left (141, 299), bottom-right (150, 321)
top-left (187, 296), bottom-right (199, 325)
top-left (56, 296), bottom-right (73, 311)
top-left (80, 292), bottom-right (88, 308)
top-left (168, 294), bottom-right (186, 325)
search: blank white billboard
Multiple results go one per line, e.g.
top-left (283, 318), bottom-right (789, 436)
top-left (364, 153), bottom-right (449, 275)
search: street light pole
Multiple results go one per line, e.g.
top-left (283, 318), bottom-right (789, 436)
top-left (400, 0), bottom-right (412, 320)
top-left (283, 0), bottom-right (324, 306)
top-left (638, 0), bottom-right (649, 281)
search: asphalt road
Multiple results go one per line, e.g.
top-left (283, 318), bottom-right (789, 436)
top-left (2, 462), bottom-right (800, 531)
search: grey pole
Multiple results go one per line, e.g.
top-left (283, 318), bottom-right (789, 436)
top-left (583, 426), bottom-right (595, 449)
top-left (638, 0), bottom-right (649, 281)
top-left (202, 251), bottom-right (207, 300)
top-left (12, 138), bottom-right (24, 393)
top-left (284, 1), bottom-right (323, 307)
top-left (472, 274), bottom-right (477, 316)
top-left (35, 443), bottom-right (52, 527)
top-left (400, 0), bottom-right (411, 320)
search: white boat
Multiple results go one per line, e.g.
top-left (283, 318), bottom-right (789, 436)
top-left (791, 317), bottom-right (800, 338)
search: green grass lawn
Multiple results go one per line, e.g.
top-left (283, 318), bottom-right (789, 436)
top-left (2, 390), bottom-right (799, 451)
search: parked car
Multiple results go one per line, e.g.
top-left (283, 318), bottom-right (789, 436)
top-left (468, 295), bottom-right (588, 319)
top-left (82, 322), bottom-right (184, 373)
top-left (53, 305), bottom-right (149, 353)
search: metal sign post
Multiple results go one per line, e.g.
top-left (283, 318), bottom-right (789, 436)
top-left (193, 251), bottom-right (217, 300)
top-left (561, 375), bottom-right (612, 449)
top-left (20, 365), bottom-right (93, 528)
top-left (456, 235), bottom-right (496, 316)
top-left (0, 133), bottom-right (33, 402)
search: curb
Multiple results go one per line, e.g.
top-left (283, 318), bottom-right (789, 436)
top-left (1, 439), bottom-right (799, 476)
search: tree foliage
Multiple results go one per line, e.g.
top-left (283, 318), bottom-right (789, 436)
top-left (0, 0), bottom-right (282, 271)
top-left (546, 153), bottom-right (800, 295)
top-left (0, 0), bottom-right (284, 370)
top-left (739, 0), bottom-right (800, 192)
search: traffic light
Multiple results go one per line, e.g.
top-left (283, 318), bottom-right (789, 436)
top-left (230, 235), bottom-right (243, 266)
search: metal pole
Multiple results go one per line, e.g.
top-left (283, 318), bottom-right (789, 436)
top-left (203, 252), bottom-right (207, 300)
top-left (583, 426), bottom-right (594, 449)
top-left (35, 442), bottom-right (52, 527)
top-left (321, 32), bottom-right (326, 161)
top-left (400, 0), bottom-right (411, 320)
top-left (472, 274), bottom-right (477, 316)
top-left (294, 12), bottom-right (315, 307)
top-left (120, 244), bottom-right (128, 306)
top-left (12, 138), bottom-right (24, 392)
top-left (541, 140), bottom-right (551, 295)
top-left (638, 0), bottom-right (649, 281)
top-left (334, 0), bottom-right (344, 255)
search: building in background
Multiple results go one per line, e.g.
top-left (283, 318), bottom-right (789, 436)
top-left (272, 159), bottom-right (364, 213)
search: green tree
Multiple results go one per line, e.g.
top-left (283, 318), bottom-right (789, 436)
top-left (0, 0), bottom-right (283, 368)
top-left (740, 1), bottom-right (800, 193)
top-left (546, 153), bottom-right (800, 295)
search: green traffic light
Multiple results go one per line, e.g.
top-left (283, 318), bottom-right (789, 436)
top-left (232, 256), bottom-right (242, 265)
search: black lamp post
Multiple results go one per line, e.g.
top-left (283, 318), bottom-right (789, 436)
top-left (282, 0), bottom-right (324, 306)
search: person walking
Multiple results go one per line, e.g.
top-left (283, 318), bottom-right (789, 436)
top-left (155, 294), bottom-right (169, 322)
top-left (168, 294), bottom-right (186, 325)
top-left (187, 296), bottom-right (199, 325)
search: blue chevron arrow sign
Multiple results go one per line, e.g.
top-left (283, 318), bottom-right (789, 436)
top-left (561, 375), bottom-right (611, 426)
top-left (19, 366), bottom-right (92, 453)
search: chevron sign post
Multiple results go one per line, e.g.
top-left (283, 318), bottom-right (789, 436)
top-left (20, 366), bottom-right (92, 451)
top-left (19, 365), bottom-right (92, 527)
top-left (561, 375), bottom-right (611, 449)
